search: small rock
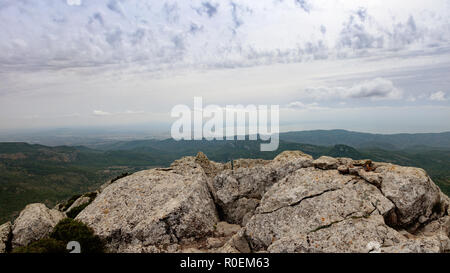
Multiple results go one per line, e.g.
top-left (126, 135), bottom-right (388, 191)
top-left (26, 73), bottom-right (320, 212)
top-left (337, 165), bottom-right (349, 174)
top-left (226, 228), bottom-right (251, 253)
top-left (12, 203), bottom-right (66, 248)
top-left (166, 244), bottom-right (180, 253)
top-left (216, 243), bottom-right (240, 253)
top-left (352, 160), bottom-right (372, 167)
top-left (215, 222), bottom-right (241, 237)
top-left (357, 169), bottom-right (382, 187)
top-left (313, 156), bottom-right (339, 170)
top-left (349, 167), bottom-right (362, 175)
top-left (0, 222), bottom-right (12, 253)
top-left (180, 247), bottom-right (206, 253)
top-left (206, 237), bottom-right (224, 249)
top-left (337, 158), bottom-right (353, 166)
top-left (224, 159), bottom-right (270, 170)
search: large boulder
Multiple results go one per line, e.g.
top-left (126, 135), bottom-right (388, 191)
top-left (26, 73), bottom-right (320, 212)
top-left (76, 157), bottom-right (219, 253)
top-left (267, 215), bottom-right (404, 253)
top-left (0, 222), bottom-right (12, 253)
top-left (11, 203), bottom-right (65, 248)
top-left (211, 151), bottom-right (313, 225)
top-left (245, 168), bottom-right (395, 251)
top-left (241, 155), bottom-right (450, 253)
top-left (376, 165), bottom-right (442, 227)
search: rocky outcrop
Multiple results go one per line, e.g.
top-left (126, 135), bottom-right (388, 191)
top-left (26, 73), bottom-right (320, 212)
top-left (75, 156), bottom-right (219, 253)
top-left (245, 172), bottom-right (395, 251)
top-left (211, 151), bottom-right (313, 225)
top-left (82, 151), bottom-right (450, 253)
top-left (11, 203), bottom-right (65, 248)
top-left (5, 150), bottom-right (449, 253)
top-left (376, 165), bottom-right (442, 228)
top-left (0, 222), bottom-right (11, 253)
top-left (242, 157), bottom-right (449, 253)
top-left (266, 215), bottom-right (404, 253)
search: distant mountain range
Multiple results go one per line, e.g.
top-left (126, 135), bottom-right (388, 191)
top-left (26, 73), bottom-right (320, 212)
top-left (1, 129), bottom-right (449, 223)
top-left (280, 130), bottom-right (450, 150)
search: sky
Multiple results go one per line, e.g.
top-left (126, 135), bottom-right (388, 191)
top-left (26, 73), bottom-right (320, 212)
top-left (0, 0), bottom-right (449, 134)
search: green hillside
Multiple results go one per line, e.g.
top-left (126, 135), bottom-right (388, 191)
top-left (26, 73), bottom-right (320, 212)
top-left (1, 138), bottom-right (449, 223)
top-left (280, 130), bottom-right (450, 150)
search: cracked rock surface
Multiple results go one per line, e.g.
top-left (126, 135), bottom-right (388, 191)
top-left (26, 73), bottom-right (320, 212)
top-left (76, 156), bottom-right (219, 253)
top-left (11, 203), bottom-right (65, 248)
top-left (6, 150), bottom-right (445, 253)
top-left (211, 151), bottom-right (313, 225)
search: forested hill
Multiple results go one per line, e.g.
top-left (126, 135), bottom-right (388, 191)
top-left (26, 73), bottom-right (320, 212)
top-left (1, 138), bottom-right (449, 223)
top-left (280, 130), bottom-right (450, 150)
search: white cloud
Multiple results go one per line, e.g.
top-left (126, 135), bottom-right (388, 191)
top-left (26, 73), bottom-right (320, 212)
top-left (303, 78), bottom-right (402, 101)
top-left (66, 0), bottom-right (82, 6)
top-left (0, 0), bottom-right (449, 73)
top-left (123, 110), bottom-right (144, 114)
top-left (429, 91), bottom-right (447, 101)
top-left (0, 1), bottom-right (449, 132)
top-left (345, 78), bottom-right (403, 99)
top-left (286, 101), bottom-right (323, 110)
top-left (93, 110), bottom-right (112, 116)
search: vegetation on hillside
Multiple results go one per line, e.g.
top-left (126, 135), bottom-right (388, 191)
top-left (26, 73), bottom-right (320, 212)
top-left (1, 137), bottom-right (449, 223)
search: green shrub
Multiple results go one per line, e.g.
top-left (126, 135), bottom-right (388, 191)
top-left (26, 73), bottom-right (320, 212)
top-left (66, 202), bottom-right (90, 219)
top-left (12, 238), bottom-right (67, 253)
top-left (62, 194), bottom-right (82, 211)
top-left (111, 172), bottom-right (129, 183)
top-left (84, 191), bottom-right (97, 200)
top-left (50, 218), bottom-right (105, 253)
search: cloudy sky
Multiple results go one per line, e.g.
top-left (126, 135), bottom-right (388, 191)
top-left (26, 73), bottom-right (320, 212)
top-left (0, 0), bottom-right (449, 134)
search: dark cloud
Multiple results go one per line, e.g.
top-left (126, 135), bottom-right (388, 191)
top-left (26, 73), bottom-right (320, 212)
top-left (230, 1), bottom-right (251, 30)
top-left (390, 16), bottom-right (420, 46)
top-left (189, 23), bottom-right (203, 35)
top-left (171, 35), bottom-right (185, 50)
top-left (90, 12), bottom-right (104, 26)
top-left (338, 10), bottom-right (425, 53)
top-left (195, 2), bottom-right (218, 17)
top-left (338, 12), bottom-right (384, 50)
top-left (294, 0), bottom-right (311, 13)
top-left (356, 7), bottom-right (367, 22)
top-left (0, 0), bottom-right (448, 74)
top-left (163, 2), bottom-right (179, 23)
top-left (106, 0), bottom-right (123, 16)
top-left (129, 28), bottom-right (146, 45)
top-left (231, 2), bottom-right (243, 28)
top-left (105, 28), bottom-right (123, 47)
